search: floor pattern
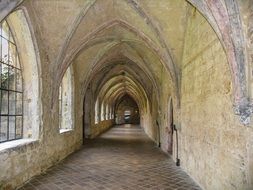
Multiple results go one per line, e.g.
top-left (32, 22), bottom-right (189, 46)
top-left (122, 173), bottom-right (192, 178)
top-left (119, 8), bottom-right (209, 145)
top-left (20, 124), bottom-right (201, 190)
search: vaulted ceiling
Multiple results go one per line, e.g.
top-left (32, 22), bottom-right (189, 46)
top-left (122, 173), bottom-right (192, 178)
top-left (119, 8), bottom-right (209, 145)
top-left (21, 0), bottom-right (191, 111)
top-left (6, 0), bottom-right (248, 121)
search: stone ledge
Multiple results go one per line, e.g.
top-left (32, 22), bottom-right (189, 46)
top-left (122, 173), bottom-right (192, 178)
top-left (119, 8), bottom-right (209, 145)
top-left (0, 139), bottom-right (38, 153)
top-left (59, 128), bottom-right (73, 134)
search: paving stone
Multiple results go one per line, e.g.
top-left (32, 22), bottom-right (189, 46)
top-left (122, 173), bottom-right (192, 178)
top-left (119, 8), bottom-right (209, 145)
top-left (20, 125), bottom-right (201, 190)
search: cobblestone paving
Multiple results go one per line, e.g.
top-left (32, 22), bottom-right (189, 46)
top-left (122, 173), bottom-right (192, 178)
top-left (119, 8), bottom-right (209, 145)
top-left (20, 124), bottom-right (202, 190)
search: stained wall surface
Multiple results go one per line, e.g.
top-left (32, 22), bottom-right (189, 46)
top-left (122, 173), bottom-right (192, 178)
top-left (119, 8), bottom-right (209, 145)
top-left (0, 1), bottom-right (253, 190)
top-left (180, 8), bottom-right (253, 190)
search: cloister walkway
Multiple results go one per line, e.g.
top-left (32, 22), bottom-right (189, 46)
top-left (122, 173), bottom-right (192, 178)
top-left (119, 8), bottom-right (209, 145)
top-left (20, 125), bottom-right (201, 190)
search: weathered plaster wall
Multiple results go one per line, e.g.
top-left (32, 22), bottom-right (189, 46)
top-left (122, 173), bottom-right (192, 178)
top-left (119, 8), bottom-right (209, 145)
top-left (1, 1), bottom-right (252, 190)
top-left (0, 11), bottom-right (84, 188)
top-left (0, 76), bottom-right (83, 190)
top-left (180, 8), bottom-right (253, 190)
top-left (91, 120), bottom-right (114, 138)
top-left (140, 90), bottom-right (158, 144)
top-left (158, 68), bottom-right (176, 156)
top-left (141, 112), bottom-right (154, 140)
top-left (239, 0), bottom-right (253, 99)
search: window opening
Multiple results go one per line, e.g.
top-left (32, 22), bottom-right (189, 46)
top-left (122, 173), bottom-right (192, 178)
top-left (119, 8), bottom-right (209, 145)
top-left (0, 20), bottom-right (23, 143)
top-left (59, 67), bottom-right (73, 132)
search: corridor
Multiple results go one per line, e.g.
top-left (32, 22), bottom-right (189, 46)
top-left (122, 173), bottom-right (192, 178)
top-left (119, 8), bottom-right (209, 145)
top-left (0, 1), bottom-right (252, 189)
top-left (20, 125), bottom-right (201, 190)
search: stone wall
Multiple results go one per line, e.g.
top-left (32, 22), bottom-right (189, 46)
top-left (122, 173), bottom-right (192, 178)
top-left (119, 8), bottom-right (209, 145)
top-left (0, 77), bottom-right (84, 189)
top-left (0, 78), bottom-right (84, 189)
top-left (0, 11), bottom-right (84, 189)
top-left (1, 1), bottom-right (253, 190)
top-left (0, 117), bottom-right (83, 190)
top-left (180, 7), bottom-right (253, 190)
top-left (158, 68), bottom-right (175, 156)
top-left (115, 95), bottom-right (140, 125)
top-left (91, 120), bottom-right (114, 138)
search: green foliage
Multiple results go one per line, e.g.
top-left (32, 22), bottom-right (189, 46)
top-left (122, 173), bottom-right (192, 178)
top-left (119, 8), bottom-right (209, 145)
top-left (1, 63), bottom-right (15, 89)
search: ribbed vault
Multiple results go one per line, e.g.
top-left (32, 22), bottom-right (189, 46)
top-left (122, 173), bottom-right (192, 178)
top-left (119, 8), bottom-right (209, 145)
top-left (1, 1), bottom-right (253, 190)
top-left (6, 0), bottom-right (248, 123)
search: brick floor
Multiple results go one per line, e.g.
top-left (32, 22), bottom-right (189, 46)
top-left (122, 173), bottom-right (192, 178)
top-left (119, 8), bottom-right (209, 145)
top-left (20, 124), bottom-right (202, 190)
